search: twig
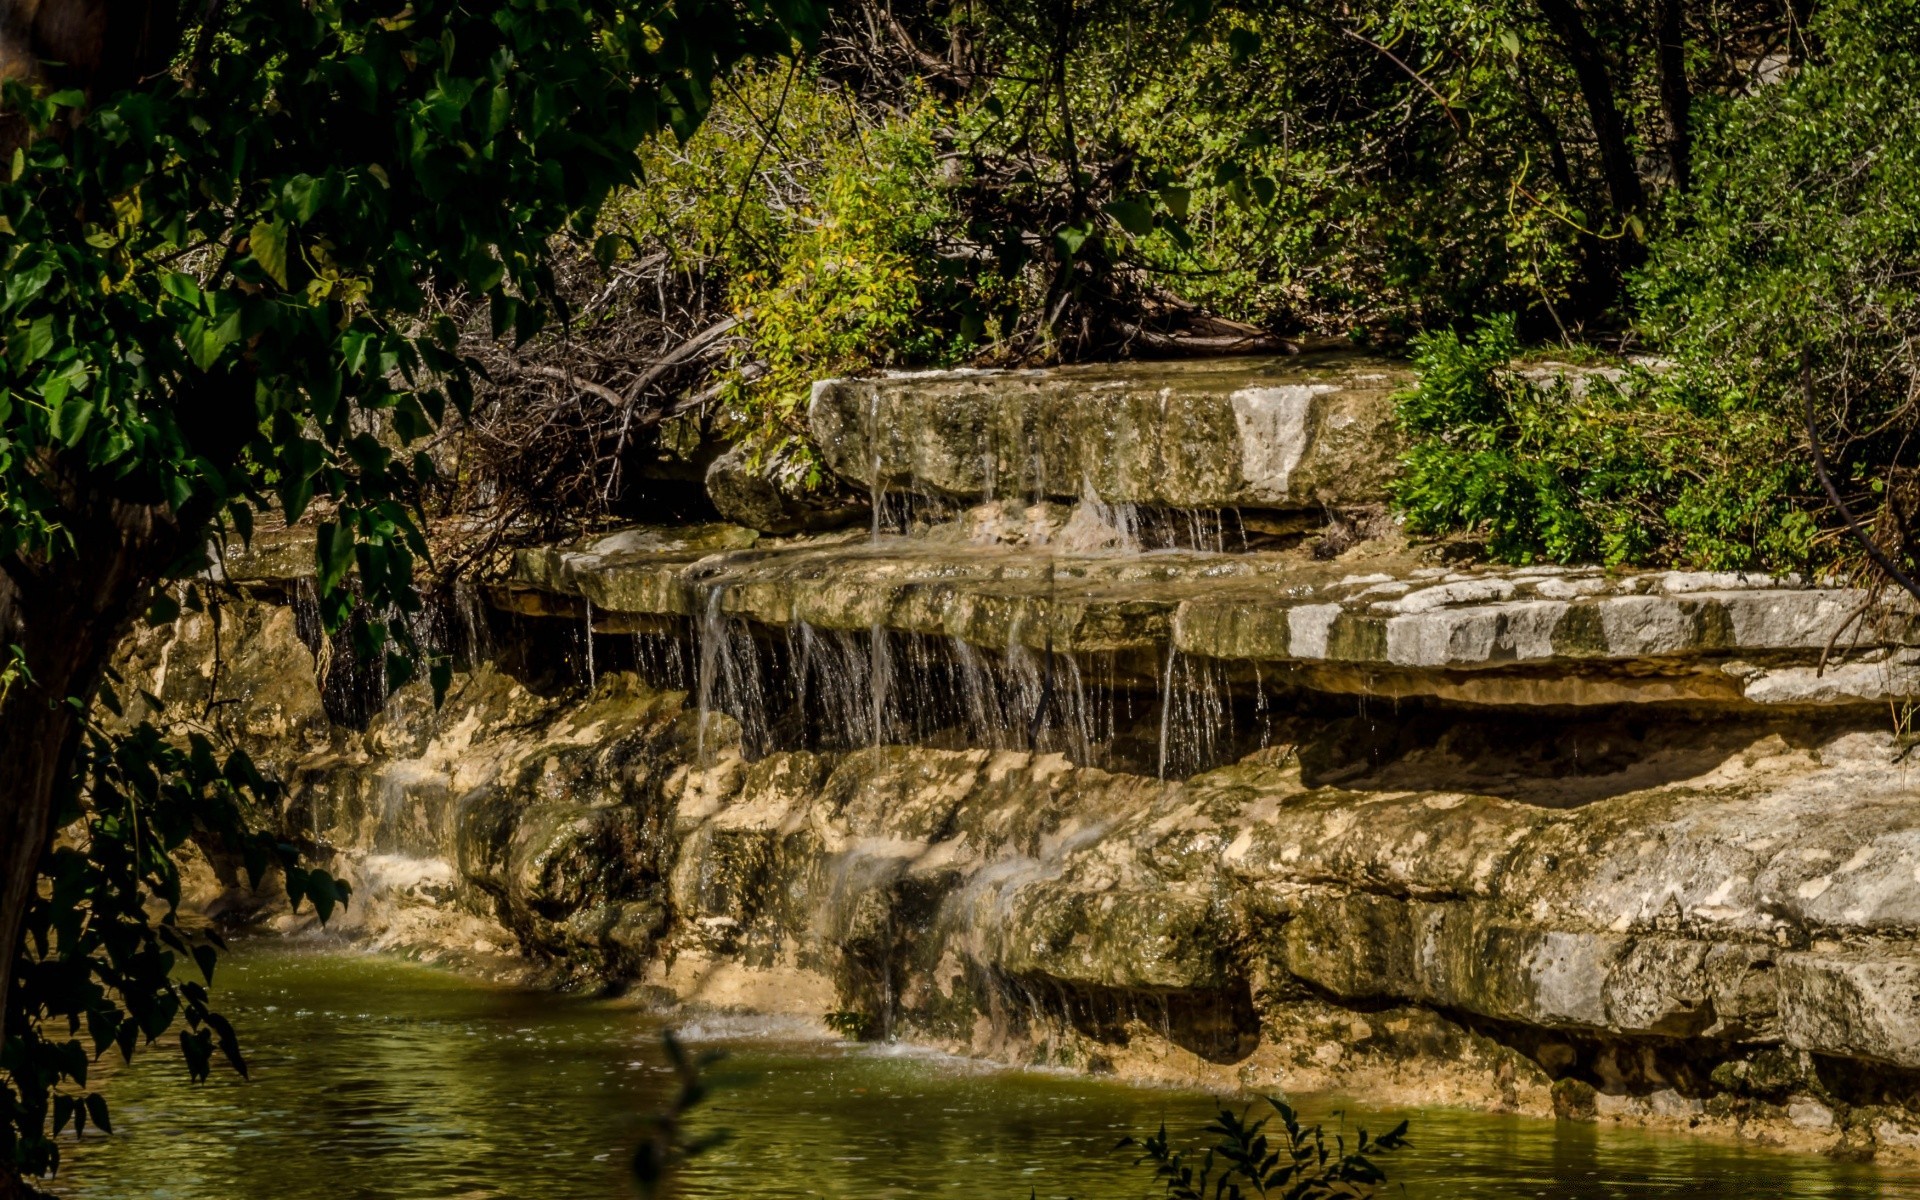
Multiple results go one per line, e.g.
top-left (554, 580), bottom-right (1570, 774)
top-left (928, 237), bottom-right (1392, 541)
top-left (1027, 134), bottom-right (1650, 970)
top-left (1804, 362), bottom-right (1920, 604)
top-left (523, 366), bottom-right (627, 409)
top-left (1339, 26), bottom-right (1463, 134)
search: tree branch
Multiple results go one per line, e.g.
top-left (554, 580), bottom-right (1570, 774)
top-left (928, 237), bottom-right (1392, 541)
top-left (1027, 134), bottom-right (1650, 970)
top-left (1805, 363), bottom-right (1920, 604)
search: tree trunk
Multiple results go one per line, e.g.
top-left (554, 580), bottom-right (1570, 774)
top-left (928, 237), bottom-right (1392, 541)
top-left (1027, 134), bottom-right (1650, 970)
top-left (1534, 0), bottom-right (1647, 224)
top-left (1656, 0), bottom-right (1692, 192)
top-left (0, 489), bottom-right (181, 1199)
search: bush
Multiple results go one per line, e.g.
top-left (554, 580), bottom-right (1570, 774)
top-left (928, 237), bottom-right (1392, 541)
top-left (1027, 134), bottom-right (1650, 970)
top-left (1391, 317), bottom-right (1819, 571)
top-left (1393, 0), bottom-right (1920, 576)
top-left (1121, 1095), bottom-right (1408, 1200)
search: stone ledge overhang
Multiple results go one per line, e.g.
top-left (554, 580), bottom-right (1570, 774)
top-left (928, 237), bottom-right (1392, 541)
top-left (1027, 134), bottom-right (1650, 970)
top-left (499, 527), bottom-right (1920, 709)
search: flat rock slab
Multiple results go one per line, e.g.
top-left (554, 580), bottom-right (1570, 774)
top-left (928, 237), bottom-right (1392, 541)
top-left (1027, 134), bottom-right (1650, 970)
top-left (501, 526), bottom-right (1920, 708)
top-left (808, 353), bottom-right (1412, 511)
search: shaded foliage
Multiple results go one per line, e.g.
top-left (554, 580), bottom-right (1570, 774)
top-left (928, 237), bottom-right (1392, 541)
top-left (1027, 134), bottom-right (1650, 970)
top-left (1395, 0), bottom-right (1918, 579)
top-left (0, 0), bottom-right (824, 1189)
top-left (1121, 1096), bottom-right (1407, 1200)
top-left (2, 665), bottom-right (348, 1181)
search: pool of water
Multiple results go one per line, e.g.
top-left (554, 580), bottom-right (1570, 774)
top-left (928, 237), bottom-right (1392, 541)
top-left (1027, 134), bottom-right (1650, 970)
top-left (45, 942), bottom-right (1920, 1199)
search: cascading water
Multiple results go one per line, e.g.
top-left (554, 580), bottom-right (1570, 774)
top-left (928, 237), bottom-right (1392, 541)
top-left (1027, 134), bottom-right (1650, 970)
top-left (582, 597), bottom-right (596, 690)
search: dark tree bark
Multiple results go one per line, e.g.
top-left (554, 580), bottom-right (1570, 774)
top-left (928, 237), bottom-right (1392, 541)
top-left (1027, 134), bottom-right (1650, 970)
top-left (1533, 0), bottom-right (1648, 222)
top-left (1656, 0), bottom-right (1692, 192)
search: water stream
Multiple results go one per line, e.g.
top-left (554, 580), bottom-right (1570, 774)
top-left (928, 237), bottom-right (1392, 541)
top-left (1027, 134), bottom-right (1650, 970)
top-left (47, 944), bottom-right (1920, 1199)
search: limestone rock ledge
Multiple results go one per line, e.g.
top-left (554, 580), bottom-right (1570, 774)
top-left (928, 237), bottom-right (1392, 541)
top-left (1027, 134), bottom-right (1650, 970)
top-left (808, 354), bottom-right (1411, 512)
top-left (122, 592), bottom-right (1920, 1163)
top-left (499, 524), bottom-right (1920, 709)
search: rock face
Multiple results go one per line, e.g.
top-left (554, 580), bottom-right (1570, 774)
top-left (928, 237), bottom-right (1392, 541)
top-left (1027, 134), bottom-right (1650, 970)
top-left (808, 354), bottom-right (1410, 513)
top-left (704, 437), bottom-right (871, 534)
top-left (133, 573), bottom-right (1920, 1160)
top-left (124, 356), bottom-right (1920, 1164)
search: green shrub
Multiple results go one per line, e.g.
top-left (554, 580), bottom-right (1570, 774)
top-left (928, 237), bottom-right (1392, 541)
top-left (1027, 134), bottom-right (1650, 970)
top-left (1391, 315), bottom-right (1817, 571)
top-left (1630, 0), bottom-right (1920, 577)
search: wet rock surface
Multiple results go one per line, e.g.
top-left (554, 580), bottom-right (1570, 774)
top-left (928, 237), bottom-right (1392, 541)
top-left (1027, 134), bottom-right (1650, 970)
top-left (124, 357), bottom-right (1920, 1163)
top-left (501, 522), bottom-right (1920, 709)
top-left (125, 582), bottom-right (1920, 1162)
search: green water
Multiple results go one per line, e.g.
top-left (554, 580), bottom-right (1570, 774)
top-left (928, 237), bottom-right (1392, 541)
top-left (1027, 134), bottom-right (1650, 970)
top-left (46, 943), bottom-right (1920, 1199)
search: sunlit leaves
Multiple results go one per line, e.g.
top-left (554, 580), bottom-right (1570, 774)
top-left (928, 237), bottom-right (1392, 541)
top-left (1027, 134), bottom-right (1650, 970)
top-left (248, 219), bottom-right (290, 289)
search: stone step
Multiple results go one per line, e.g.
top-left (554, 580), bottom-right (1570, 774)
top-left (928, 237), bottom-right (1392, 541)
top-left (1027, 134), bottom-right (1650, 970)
top-left (499, 525), bottom-right (1920, 709)
top-left (807, 352), bottom-right (1412, 512)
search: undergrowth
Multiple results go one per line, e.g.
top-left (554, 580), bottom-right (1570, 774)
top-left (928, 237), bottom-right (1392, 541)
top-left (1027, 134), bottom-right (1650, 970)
top-left (1391, 316), bottom-right (1820, 572)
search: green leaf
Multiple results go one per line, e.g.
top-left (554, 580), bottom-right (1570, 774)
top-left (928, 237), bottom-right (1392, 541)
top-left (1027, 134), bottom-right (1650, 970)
top-left (315, 521), bottom-right (355, 591)
top-left (160, 271), bottom-right (203, 308)
top-left (1103, 198), bottom-right (1154, 237)
top-left (49, 398), bottom-right (94, 445)
top-left (184, 309), bottom-right (242, 371)
top-left (250, 218), bottom-right (291, 288)
top-left (10, 315), bottom-right (53, 367)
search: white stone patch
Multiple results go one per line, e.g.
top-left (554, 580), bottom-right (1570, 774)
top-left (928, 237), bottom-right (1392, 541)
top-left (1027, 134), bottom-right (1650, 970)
top-left (1716, 589), bottom-right (1862, 650)
top-left (1657, 571), bottom-right (1774, 594)
top-left (1741, 654), bottom-right (1920, 706)
top-left (1841, 845), bottom-right (1877, 874)
top-left (1230, 385), bottom-right (1337, 502)
top-left (1533, 575), bottom-right (1612, 600)
top-left (1789, 1098), bottom-right (1837, 1130)
top-left (1595, 595), bottom-right (1696, 657)
top-left (1286, 603), bottom-right (1343, 658)
top-left (1799, 875), bottom-right (1833, 900)
top-left (1385, 611), bottom-right (1495, 667)
top-left (1381, 601), bottom-right (1566, 667)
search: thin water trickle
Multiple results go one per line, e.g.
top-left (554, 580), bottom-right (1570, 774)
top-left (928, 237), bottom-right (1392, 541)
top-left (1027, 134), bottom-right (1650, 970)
top-left (695, 585), bottom-right (724, 765)
top-left (1156, 647), bottom-right (1177, 781)
top-left (583, 597), bottom-right (596, 691)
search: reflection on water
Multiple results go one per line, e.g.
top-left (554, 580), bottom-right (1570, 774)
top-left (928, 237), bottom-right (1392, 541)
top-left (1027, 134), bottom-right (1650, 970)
top-left (47, 943), bottom-right (1920, 1199)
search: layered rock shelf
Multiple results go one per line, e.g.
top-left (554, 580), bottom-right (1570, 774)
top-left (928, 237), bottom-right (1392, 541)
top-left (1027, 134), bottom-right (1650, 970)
top-left (161, 354), bottom-right (1920, 1162)
top-left (808, 354), bottom-right (1411, 512)
top-left (498, 527), bottom-right (1920, 709)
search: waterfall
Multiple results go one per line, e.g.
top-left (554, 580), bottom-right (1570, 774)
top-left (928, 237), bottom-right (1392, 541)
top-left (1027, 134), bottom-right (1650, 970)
top-left (695, 584), bottom-right (724, 764)
top-left (1156, 647), bottom-right (1177, 780)
top-left (583, 597), bottom-right (596, 691)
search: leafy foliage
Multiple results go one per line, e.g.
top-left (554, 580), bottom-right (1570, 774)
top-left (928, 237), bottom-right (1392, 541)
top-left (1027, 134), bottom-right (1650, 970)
top-left (1393, 0), bottom-right (1916, 576)
top-left (1121, 1095), bottom-right (1408, 1200)
top-left (453, 0), bottom-right (1820, 512)
top-left (1392, 315), bottom-right (1819, 570)
top-left (2, 0), bottom-right (824, 1185)
top-left (2, 676), bottom-right (348, 1180)
top-left (2, 0), bottom-right (822, 683)
top-left (1632, 0), bottom-right (1920, 575)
